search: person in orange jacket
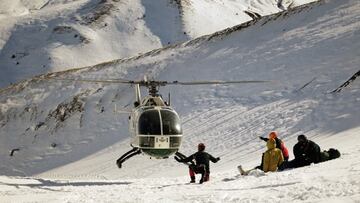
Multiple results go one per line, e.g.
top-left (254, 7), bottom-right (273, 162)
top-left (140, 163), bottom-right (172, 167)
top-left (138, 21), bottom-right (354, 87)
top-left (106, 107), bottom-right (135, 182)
top-left (260, 131), bottom-right (289, 161)
top-left (238, 138), bottom-right (284, 175)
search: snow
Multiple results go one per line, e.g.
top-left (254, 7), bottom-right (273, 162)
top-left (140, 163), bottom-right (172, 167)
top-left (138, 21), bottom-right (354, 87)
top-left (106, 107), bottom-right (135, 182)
top-left (181, 0), bottom-right (318, 38)
top-left (1, 129), bottom-right (360, 202)
top-left (0, 0), bottom-right (360, 202)
top-left (0, 0), bottom-right (318, 88)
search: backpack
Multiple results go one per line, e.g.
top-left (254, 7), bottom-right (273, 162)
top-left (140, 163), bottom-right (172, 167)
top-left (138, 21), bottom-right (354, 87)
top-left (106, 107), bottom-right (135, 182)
top-left (327, 148), bottom-right (341, 160)
top-left (320, 151), bottom-right (330, 162)
top-left (320, 148), bottom-right (341, 162)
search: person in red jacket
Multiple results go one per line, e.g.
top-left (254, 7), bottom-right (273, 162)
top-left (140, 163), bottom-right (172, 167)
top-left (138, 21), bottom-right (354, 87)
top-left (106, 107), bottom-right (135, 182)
top-left (260, 131), bottom-right (289, 161)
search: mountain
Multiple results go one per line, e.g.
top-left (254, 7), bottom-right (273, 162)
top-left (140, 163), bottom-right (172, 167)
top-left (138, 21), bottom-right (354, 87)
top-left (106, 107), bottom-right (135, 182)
top-left (0, 0), bottom-right (316, 87)
top-left (0, 0), bottom-right (359, 202)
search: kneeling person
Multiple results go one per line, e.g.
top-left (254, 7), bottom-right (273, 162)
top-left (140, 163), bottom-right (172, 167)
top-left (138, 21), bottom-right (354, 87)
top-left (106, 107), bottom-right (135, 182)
top-left (176, 143), bottom-right (220, 183)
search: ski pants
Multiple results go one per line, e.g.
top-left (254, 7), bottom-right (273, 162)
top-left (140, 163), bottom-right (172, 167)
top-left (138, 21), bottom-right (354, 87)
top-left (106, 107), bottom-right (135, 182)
top-left (189, 164), bottom-right (209, 182)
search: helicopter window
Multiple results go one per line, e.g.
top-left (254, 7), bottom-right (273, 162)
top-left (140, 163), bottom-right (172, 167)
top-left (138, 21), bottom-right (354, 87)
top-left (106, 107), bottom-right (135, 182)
top-left (139, 136), bottom-right (155, 147)
top-left (160, 110), bottom-right (182, 135)
top-left (138, 110), bottom-right (161, 135)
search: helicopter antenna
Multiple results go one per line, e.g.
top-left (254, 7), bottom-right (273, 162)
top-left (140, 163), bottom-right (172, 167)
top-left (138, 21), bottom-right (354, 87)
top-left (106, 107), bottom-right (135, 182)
top-left (168, 92), bottom-right (171, 106)
top-left (135, 84), bottom-right (141, 104)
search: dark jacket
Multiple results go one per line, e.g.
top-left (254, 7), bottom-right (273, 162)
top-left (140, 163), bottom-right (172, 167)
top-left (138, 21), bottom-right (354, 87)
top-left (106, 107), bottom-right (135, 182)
top-left (293, 140), bottom-right (321, 164)
top-left (181, 151), bottom-right (219, 173)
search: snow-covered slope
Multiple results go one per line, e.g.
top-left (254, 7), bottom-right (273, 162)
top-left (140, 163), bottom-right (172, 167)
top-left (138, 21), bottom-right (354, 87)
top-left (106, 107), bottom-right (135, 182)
top-left (1, 128), bottom-right (359, 202)
top-left (0, 0), bottom-right (317, 88)
top-left (0, 0), bottom-right (360, 202)
top-left (181, 0), bottom-right (290, 37)
top-left (0, 0), bottom-right (186, 87)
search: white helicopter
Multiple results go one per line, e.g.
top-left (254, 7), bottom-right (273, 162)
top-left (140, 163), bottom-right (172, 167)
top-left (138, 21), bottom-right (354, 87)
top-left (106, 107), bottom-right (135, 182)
top-left (56, 77), bottom-right (272, 168)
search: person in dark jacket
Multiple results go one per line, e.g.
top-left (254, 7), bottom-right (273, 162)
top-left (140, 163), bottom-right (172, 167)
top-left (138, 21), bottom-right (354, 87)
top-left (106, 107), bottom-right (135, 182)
top-left (294, 134), bottom-right (321, 164)
top-left (176, 143), bottom-right (220, 183)
top-left (259, 131), bottom-right (289, 161)
top-left (280, 134), bottom-right (321, 170)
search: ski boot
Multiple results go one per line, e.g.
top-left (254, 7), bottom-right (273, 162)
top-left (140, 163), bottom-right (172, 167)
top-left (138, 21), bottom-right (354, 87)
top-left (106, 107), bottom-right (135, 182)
top-left (238, 165), bottom-right (246, 175)
top-left (190, 176), bottom-right (195, 183)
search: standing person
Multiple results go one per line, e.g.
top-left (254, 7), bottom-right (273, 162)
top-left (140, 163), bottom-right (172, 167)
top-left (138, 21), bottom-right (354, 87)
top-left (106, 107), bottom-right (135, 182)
top-left (259, 131), bottom-right (289, 161)
top-left (175, 143), bottom-right (220, 184)
top-left (280, 134), bottom-right (321, 170)
top-left (238, 138), bottom-right (284, 175)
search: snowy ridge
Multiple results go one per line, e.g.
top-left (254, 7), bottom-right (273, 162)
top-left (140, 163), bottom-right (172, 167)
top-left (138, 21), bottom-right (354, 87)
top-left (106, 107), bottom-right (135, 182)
top-left (0, 0), bottom-right (186, 87)
top-left (0, 0), bottom-right (316, 87)
top-left (0, 0), bottom-right (323, 95)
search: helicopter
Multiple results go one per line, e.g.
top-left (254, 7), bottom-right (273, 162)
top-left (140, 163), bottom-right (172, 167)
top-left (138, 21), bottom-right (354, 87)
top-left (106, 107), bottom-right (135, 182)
top-left (54, 77), bottom-right (272, 168)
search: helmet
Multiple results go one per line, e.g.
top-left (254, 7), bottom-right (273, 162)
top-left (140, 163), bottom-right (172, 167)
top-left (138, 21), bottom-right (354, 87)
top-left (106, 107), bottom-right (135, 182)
top-left (198, 143), bottom-right (205, 151)
top-left (268, 131), bottom-right (278, 139)
top-left (297, 134), bottom-right (307, 142)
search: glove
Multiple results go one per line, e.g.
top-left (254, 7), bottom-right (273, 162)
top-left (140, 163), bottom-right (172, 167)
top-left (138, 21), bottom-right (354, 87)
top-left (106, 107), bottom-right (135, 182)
top-left (216, 157), bottom-right (220, 161)
top-left (259, 136), bottom-right (267, 141)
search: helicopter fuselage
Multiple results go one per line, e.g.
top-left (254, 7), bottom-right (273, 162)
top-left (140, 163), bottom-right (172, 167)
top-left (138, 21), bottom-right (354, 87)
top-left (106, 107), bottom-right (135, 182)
top-left (129, 96), bottom-right (183, 158)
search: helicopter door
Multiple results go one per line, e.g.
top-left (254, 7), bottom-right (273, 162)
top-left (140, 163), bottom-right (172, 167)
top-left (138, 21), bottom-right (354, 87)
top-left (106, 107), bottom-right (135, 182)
top-left (160, 110), bottom-right (182, 148)
top-left (138, 110), bottom-right (161, 136)
top-left (160, 110), bottom-right (182, 135)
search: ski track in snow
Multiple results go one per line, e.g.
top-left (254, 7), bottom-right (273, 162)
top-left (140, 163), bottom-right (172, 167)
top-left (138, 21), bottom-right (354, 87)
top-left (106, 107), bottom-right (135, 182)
top-left (1, 134), bottom-right (360, 203)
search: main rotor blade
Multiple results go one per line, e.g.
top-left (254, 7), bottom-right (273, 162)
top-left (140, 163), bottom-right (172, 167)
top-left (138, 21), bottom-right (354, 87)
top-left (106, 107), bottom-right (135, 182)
top-left (44, 77), bottom-right (276, 86)
top-left (167, 80), bottom-right (275, 85)
top-left (49, 78), bottom-right (135, 84)
top-left (51, 78), bottom-right (168, 86)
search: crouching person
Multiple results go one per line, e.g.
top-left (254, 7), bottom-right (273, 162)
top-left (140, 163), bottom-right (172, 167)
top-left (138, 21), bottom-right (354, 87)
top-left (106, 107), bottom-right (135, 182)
top-left (279, 134), bottom-right (321, 170)
top-left (176, 143), bottom-right (220, 184)
top-left (239, 138), bottom-right (284, 175)
top-left (279, 135), bottom-right (341, 171)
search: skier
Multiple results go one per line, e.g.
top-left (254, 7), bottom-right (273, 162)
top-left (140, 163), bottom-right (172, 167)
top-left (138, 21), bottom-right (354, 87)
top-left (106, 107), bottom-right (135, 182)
top-left (279, 134), bottom-right (321, 170)
top-left (175, 143), bottom-right (220, 184)
top-left (238, 138), bottom-right (284, 175)
top-left (259, 131), bottom-right (289, 161)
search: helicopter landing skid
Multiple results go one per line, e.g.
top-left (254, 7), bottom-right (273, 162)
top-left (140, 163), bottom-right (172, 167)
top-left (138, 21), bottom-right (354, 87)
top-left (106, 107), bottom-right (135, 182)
top-left (116, 147), bottom-right (142, 168)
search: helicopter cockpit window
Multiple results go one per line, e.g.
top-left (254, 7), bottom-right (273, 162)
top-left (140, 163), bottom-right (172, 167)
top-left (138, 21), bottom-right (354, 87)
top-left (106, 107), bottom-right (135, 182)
top-left (160, 110), bottom-right (182, 135)
top-left (138, 110), bottom-right (161, 135)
